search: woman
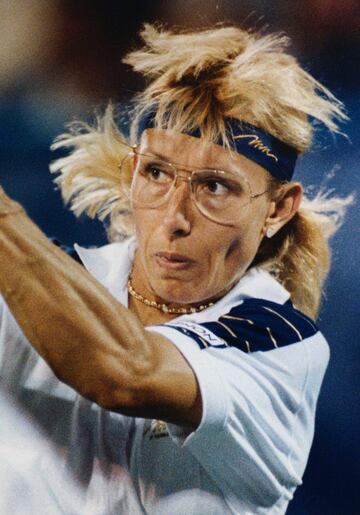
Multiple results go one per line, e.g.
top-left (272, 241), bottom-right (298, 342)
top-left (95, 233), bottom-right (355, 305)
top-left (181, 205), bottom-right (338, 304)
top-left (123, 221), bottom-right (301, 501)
top-left (0, 24), bottom-right (352, 514)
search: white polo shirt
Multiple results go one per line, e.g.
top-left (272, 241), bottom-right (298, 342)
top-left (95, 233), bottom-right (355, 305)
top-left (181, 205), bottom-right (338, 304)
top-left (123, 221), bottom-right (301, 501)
top-left (0, 237), bottom-right (329, 514)
top-left (0, 390), bottom-right (83, 515)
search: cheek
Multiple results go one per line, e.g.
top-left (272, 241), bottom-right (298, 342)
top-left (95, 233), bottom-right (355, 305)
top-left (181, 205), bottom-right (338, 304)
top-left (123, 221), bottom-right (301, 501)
top-left (133, 209), bottom-right (154, 245)
top-left (132, 211), bottom-right (158, 271)
top-left (223, 213), bottom-right (266, 270)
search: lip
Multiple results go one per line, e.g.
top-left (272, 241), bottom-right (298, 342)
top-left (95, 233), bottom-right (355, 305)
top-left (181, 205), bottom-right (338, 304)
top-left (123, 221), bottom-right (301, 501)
top-left (155, 252), bottom-right (195, 270)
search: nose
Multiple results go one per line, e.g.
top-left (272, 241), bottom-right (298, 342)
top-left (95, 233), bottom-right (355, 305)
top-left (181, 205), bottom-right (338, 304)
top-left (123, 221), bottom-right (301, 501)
top-left (162, 178), bottom-right (192, 238)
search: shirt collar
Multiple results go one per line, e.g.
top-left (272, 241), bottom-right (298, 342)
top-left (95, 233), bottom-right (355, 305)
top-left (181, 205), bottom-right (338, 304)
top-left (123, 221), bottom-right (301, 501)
top-left (74, 238), bottom-right (138, 306)
top-left (74, 237), bottom-right (290, 321)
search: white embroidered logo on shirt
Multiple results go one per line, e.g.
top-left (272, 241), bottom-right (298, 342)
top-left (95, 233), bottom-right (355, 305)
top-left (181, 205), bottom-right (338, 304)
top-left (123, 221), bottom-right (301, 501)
top-left (169, 321), bottom-right (227, 347)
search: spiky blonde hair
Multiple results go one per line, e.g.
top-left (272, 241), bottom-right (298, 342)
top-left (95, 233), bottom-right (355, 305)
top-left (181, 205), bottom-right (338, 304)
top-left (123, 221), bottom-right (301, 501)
top-left (50, 24), bottom-right (354, 319)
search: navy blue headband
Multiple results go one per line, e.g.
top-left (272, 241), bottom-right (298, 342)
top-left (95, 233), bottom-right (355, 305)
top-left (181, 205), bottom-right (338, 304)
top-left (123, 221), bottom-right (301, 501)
top-left (138, 112), bottom-right (298, 181)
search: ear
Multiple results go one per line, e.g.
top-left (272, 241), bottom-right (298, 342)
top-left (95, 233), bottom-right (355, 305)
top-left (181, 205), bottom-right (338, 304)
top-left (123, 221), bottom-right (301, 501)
top-left (262, 182), bottom-right (303, 238)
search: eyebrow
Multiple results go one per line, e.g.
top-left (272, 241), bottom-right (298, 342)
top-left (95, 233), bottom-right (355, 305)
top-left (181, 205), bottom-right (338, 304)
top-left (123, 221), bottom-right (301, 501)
top-left (145, 150), bottom-right (170, 162)
top-left (139, 147), bottom-right (244, 176)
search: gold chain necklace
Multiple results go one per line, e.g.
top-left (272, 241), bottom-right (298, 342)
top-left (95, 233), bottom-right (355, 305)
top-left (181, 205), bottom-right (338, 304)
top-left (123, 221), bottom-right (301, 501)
top-left (127, 277), bottom-right (214, 314)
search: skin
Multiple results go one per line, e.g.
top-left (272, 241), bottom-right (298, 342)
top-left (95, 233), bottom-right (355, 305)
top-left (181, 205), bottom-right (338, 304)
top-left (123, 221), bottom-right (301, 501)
top-left (130, 129), bottom-right (303, 326)
top-left (0, 130), bottom-right (302, 428)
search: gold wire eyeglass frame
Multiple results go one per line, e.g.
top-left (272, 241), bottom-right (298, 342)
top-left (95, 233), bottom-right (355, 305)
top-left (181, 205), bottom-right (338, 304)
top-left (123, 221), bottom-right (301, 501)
top-left (118, 141), bottom-right (271, 227)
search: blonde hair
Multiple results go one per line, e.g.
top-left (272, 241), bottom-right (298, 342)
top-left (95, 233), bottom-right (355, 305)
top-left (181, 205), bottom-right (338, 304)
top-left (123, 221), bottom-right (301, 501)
top-left (50, 24), bottom-right (354, 319)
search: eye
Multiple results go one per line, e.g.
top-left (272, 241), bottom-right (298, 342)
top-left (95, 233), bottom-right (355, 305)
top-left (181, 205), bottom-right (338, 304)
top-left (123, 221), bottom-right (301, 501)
top-left (204, 179), bottom-right (230, 195)
top-left (196, 172), bottom-right (240, 196)
top-left (142, 163), bottom-right (173, 183)
top-left (148, 166), bottom-right (163, 180)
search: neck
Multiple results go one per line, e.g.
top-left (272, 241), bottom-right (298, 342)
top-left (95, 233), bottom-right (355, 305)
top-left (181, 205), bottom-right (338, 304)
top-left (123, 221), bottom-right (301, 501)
top-left (129, 253), bottom-right (186, 325)
top-left (129, 252), bottom-right (237, 326)
top-left (128, 294), bottom-right (180, 326)
top-left (128, 253), bottom-right (219, 324)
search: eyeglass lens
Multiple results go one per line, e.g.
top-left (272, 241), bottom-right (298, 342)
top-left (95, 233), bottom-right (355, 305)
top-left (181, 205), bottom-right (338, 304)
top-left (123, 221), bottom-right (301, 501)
top-left (120, 152), bottom-right (255, 225)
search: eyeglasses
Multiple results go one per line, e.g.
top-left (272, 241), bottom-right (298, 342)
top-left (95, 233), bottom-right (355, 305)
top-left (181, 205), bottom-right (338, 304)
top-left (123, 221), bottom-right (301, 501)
top-left (119, 142), bottom-right (270, 226)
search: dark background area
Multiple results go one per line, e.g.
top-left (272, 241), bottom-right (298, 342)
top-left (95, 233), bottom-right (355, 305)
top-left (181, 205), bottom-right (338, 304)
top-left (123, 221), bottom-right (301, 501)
top-left (0, 1), bottom-right (359, 513)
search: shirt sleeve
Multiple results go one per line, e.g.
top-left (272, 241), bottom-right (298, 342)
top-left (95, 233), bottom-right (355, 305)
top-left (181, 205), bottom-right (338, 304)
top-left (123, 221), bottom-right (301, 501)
top-left (0, 294), bottom-right (134, 442)
top-left (146, 321), bottom-right (330, 507)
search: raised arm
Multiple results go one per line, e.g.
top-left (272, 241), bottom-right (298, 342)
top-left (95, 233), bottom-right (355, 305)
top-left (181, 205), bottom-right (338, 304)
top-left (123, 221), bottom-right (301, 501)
top-left (0, 187), bottom-right (201, 426)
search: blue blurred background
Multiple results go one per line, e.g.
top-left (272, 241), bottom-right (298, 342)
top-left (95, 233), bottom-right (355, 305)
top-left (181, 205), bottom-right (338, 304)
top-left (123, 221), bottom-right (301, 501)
top-left (0, 1), bottom-right (359, 513)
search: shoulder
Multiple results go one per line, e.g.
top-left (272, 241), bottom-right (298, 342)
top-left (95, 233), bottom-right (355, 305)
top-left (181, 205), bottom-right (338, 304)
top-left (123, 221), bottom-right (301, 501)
top-left (161, 298), bottom-right (320, 354)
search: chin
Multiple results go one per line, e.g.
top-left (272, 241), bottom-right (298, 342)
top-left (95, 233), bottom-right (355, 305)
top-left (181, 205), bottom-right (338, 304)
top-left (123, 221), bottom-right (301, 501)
top-left (153, 279), bottom-right (203, 306)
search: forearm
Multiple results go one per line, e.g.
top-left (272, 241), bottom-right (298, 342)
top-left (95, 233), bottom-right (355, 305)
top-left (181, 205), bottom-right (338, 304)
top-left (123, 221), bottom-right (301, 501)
top-left (0, 187), bottom-right (157, 408)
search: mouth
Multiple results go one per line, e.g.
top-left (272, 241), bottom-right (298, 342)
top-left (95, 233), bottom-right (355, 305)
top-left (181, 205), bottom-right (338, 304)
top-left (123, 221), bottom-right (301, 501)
top-left (154, 252), bottom-right (195, 271)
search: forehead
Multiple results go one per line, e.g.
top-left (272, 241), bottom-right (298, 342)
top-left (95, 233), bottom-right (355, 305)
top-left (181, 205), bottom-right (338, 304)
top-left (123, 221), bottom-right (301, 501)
top-left (140, 129), bottom-right (270, 184)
